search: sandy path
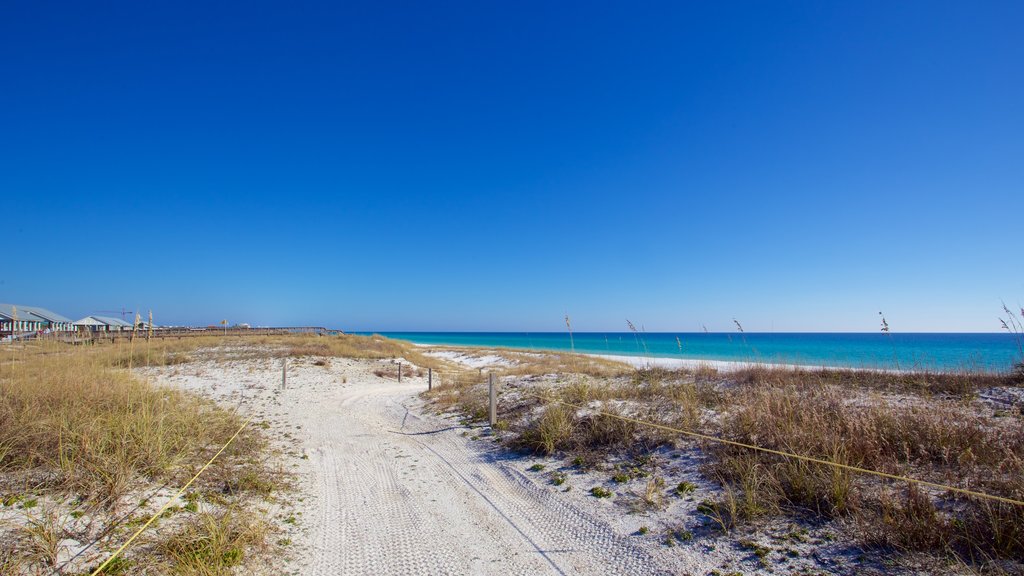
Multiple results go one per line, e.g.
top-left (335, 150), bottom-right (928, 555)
top-left (291, 365), bottom-right (669, 575)
top-left (149, 354), bottom-right (684, 575)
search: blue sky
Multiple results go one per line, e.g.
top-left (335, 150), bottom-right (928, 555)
top-left (2, 1), bottom-right (1022, 332)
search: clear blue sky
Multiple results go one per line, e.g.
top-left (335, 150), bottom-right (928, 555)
top-left (2, 1), bottom-right (1022, 332)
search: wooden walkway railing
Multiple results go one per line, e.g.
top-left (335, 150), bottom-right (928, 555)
top-left (6, 326), bottom-right (341, 344)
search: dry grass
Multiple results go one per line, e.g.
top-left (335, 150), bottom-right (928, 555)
top-left (420, 346), bottom-right (631, 426)
top-left (452, 352), bottom-right (1024, 570)
top-left (156, 507), bottom-right (269, 575)
top-left (516, 403), bottom-right (575, 454)
top-left (425, 370), bottom-right (492, 422)
top-left (88, 332), bottom-right (443, 371)
top-left (0, 342), bottom-right (266, 503)
top-left (0, 338), bottom-right (282, 574)
top-left (282, 333), bottom-right (446, 369)
top-left (710, 381), bottom-right (1024, 561)
top-left (487, 349), bottom-right (627, 378)
top-left (729, 364), bottom-right (1012, 397)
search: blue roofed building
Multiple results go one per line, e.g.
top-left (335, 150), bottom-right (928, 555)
top-left (0, 304), bottom-right (76, 337)
top-left (73, 315), bottom-right (135, 332)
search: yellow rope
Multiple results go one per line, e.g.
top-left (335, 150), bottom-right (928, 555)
top-left (89, 414), bottom-right (255, 575)
top-left (524, 392), bottom-right (1024, 508)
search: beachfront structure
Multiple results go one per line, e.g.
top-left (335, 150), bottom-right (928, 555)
top-left (0, 304), bottom-right (76, 337)
top-left (73, 315), bottom-right (135, 332)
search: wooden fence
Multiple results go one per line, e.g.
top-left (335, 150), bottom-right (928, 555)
top-left (8, 326), bottom-right (339, 344)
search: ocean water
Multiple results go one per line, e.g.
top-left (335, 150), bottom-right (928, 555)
top-left (368, 332), bottom-right (1022, 372)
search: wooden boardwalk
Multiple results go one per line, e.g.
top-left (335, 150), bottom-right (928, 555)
top-left (8, 326), bottom-right (339, 344)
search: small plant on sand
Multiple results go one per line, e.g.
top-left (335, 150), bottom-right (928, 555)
top-left (697, 497), bottom-right (737, 533)
top-left (666, 527), bottom-right (693, 544)
top-left (590, 486), bottom-right (613, 499)
top-left (675, 481), bottom-right (697, 496)
top-left (21, 508), bottom-right (67, 570)
top-left (643, 476), bottom-right (667, 509)
top-left (528, 463), bottom-right (546, 472)
top-left (739, 539), bottom-right (771, 566)
top-left (550, 471), bottom-right (567, 486)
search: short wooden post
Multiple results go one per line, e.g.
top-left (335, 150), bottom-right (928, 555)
top-left (397, 363), bottom-right (402, 383)
top-left (428, 368), bottom-right (432, 391)
top-left (488, 373), bottom-right (496, 427)
top-left (282, 357), bottom-right (287, 389)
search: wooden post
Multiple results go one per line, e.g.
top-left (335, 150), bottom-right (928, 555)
top-left (397, 363), bottom-right (402, 383)
top-left (428, 368), bottom-right (432, 391)
top-left (488, 373), bottom-right (496, 427)
top-left (282, 357), bottom-right (287, 389)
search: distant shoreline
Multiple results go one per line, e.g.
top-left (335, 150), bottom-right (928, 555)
top-left (589, 353), bottom-right (832, 372)
top-left (412, 342), bottom-right (915, 374)
top-left (376, 331), bottom-right (1017, 372)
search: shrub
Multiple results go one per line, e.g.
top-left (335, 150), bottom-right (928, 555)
top-left (517, 403), bottom-right (574, 455)
top-left (158, 508), bottom-right (268, 571)
top-left (675, 481), bottom-right (697, 495)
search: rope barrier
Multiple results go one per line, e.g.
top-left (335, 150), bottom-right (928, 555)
top-left (88, 413), bottom-right (255, 575)
top-left (520, 391), bottom-right (1024, 508)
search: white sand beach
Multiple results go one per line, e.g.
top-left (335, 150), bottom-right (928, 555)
top-left (142, 349), bottom-right (720, 575)
top-left (419, 342), bottom-right (837, 373)
top-left (127, 340), bottom-right (913, 576)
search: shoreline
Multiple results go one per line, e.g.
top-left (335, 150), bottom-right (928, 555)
top-left (377, 331), bottom-right (1020, 373)
top-left (588, 353), bottom-right (831, 372)
top-left (411, 341), bottom-right (913, 373)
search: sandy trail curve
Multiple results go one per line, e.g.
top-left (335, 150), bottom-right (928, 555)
top-left (151, 355), bottom-right (700, 575)
top-left (297, 368), bottom-right (669, 575)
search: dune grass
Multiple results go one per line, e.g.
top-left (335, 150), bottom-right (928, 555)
top-left (0, 341), bottom-right (266, 502)
top-left (281, 333), bottom-right (446, 368)
top-left (0, 338), bottom-right (281, 574)
top-left (465, 357), bottom-right (1024, 570)
top-left (156, 507), bottom-right (269, 576)
top-left (421, 347), bottom-right (631, 425)
top-left (708, 377), bottom-right (1024, 563)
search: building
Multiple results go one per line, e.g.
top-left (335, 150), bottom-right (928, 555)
top-left (0, 304), bottom-right (76, 337)
top-left (73, 315), bottom-right (135, 332)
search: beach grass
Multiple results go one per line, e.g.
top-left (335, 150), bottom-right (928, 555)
top-left (0, 338), bottom-right (282, 573)
top-left (0, 341), bottom-right (267, 501)
top-left (469, 357), bottom-right (1024, 570)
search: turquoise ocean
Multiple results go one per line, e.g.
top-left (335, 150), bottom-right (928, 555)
top-left (368, 332), bottom-right (1022, 372)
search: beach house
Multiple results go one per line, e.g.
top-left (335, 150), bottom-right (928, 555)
top-left (0, 304), bottom-right (76, 337)
top-left (73, 315), bottom-right (135, 332)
